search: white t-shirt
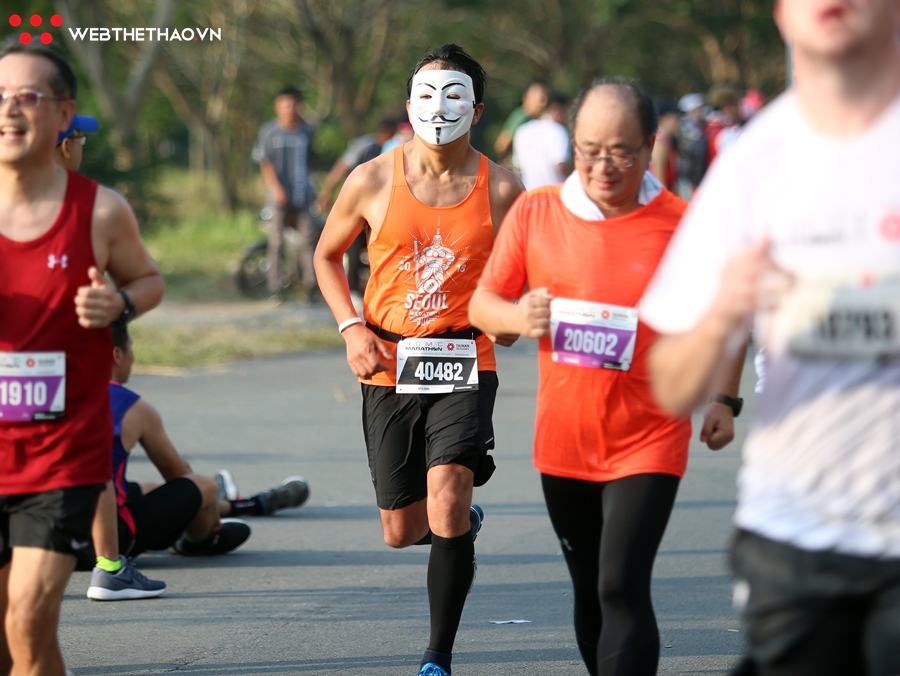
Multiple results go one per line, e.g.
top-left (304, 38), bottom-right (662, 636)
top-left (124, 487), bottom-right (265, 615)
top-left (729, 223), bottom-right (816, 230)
top-left (639, 91), bottom-right (900, 559)
top-left (512, 117), bottom-right (571, 190)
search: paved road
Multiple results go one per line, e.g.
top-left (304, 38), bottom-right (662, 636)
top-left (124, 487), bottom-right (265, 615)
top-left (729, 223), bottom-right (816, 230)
top-left (61, 342), bottom-right (754, 675)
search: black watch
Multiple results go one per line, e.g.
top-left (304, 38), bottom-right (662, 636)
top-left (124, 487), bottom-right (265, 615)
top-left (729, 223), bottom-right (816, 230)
top-left (116, 289), bottom-right (136, 324)
top-left (713, 394), bottom-right (743, 417)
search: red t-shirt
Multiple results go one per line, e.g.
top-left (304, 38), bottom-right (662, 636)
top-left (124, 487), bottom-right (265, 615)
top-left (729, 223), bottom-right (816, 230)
top-left (478, 185), bottom-right (691, 482)
top-left (0, 171), bottom-right (113, 494)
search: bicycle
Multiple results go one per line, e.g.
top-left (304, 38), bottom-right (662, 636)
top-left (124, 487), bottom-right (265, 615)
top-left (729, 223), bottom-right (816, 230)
top-left (236, 207), bottom-right (368, 298)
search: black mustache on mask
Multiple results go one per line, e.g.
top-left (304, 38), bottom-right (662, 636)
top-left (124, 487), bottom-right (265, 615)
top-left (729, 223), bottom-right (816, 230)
top-left (418, 114), bottom-right (461, 124)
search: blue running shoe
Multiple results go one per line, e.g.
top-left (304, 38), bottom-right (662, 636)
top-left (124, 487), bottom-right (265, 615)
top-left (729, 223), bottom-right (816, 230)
top-left (86, 556), bottom-right (166, 601)
top-left (469, 503), bottom-right (484, 541)
top-left (418, 664), bottom-right (450, 676)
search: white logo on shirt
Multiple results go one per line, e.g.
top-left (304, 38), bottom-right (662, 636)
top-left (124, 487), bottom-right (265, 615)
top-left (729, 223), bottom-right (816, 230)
top-left (48, 254), bottom-right (68, 269)
top-left (398, 220), bottom-right (476, 326)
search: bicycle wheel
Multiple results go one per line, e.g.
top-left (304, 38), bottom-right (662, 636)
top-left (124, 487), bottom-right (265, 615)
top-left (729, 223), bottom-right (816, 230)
top-left (236, 241), bottom-right (274, 298)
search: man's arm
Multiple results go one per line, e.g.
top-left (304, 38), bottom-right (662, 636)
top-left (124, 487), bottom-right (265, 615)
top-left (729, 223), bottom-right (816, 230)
top-left (121, 399), bottom-right (193, 482)
top-left (77, 187), bottom-right (163, 329)
top-left (260, 160), bottom-right (288, 207)
top-left (485, 164), bottom-right (526, 346)
top-left (698, 335), bottom-right (749, 450)
top-left (470, 287), bottom-right (551, 339)
top-left (313, 163), bottom-right (393, 379)
top-left (316, 159), bottom-right (350, 213)
top-left (649, 239), bottom-right (777, 416)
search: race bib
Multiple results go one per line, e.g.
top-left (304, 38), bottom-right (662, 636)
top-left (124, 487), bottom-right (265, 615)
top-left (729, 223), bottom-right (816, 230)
top-left (550, 298), bottom-right (638, 371)
top-left (396, 338), bottom-right (479, 393)
top-left (776, 274), bottom-right (900, 361)
top-left (0, 352), bottom-right (65, 422)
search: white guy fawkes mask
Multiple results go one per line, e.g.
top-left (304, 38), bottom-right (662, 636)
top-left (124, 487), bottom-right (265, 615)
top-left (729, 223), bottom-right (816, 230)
top-left (408, 69), bottom-right (476, 146)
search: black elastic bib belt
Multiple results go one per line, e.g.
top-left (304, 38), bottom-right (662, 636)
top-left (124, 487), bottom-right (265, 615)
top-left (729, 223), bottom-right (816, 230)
top-left (366, 322), bottom-right (483, 344)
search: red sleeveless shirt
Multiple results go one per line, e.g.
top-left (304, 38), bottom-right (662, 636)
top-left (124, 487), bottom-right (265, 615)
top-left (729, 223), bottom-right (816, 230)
top-left (362, 146), bottom-right (497, 386)
top-left (0, 170), bottom-right (113, 494)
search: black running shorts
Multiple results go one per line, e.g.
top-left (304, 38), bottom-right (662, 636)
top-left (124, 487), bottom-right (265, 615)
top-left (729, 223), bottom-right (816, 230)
top-left (118, 476), bottom-right (202, 556)
top-left (361, 370), bottom-right (498, 511)
top-left (0, 485), bottom-right (102, 566)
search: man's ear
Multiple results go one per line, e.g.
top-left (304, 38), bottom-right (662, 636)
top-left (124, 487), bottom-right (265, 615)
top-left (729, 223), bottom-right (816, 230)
top-left (60, 138), bottom-right (72, 159)
top-left (472, 102), bottom-right (486, 126)
top-left (112, 346), bottom-right (123, 365)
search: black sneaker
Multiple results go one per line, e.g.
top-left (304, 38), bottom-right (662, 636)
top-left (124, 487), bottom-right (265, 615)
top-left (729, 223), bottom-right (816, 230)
top-left (170, 519), bottom-right (251, 556)
top-left (257, 476), bottom-right (310, 515)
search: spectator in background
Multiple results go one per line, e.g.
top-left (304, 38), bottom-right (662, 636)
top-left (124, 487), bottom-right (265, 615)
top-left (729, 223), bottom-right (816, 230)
top-left (677, 93), bottom-right (708, 197)
top-left (493, 80), bottom-right (549, 159)
top-left (54, 113), bottom-right (98, 171)
top-left (650, 101), bottom-right (680, 192)
top-left (704, 83), bottom-right (743, 166)
top-left (252, 85), bottom-right (317, 300)
top-left (316, 119), bottom-right (399, 295)
top-left (317, 119), bottom-right (399, 213)
top-left (511, 91), bottom-right (571, 190)
top-left (381, 121), bottom-right (414, 153)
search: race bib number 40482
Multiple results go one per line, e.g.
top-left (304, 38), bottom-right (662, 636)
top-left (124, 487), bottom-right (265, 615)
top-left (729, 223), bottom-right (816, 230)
top-left (550, 298), bottom-right (638, 371)
top-left (0, 352), bottom-right (66, 422)
top-left (396, 338), bottom-right (479, 393)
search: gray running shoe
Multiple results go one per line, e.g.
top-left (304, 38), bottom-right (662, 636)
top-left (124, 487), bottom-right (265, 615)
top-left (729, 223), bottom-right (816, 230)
top-left (257, 476), bottom-right (310, 515)
top-left (214, 469), bottom-right (239, 501)
top-left (171, 519), bottom-right (251, 556)
top-left (86, 557), bottom-right (166, 601)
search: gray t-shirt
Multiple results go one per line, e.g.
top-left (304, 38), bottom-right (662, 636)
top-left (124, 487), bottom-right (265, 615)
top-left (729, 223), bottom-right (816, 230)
top-left (340, 133), bottom-right (381, 170)
top-left (252, 119), bottom-right (315, 208)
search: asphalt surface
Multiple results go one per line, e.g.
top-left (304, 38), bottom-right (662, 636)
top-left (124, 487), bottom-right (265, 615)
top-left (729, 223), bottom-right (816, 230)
top-left (61, 340), bottom-right (754, 675)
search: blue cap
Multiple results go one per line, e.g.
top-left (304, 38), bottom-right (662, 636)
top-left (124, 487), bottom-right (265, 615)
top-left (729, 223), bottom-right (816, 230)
top-left (57, 114), bottom-right (99, 144)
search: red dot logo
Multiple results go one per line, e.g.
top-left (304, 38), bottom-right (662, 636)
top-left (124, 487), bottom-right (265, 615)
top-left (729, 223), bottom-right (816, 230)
top-left (447, 343), bottom-right (455, 351)
top-left (601, 310), bottom-right (610, 319)
top-left (26, 358), bottom-right (35, 368)
top-left (9, 14), bottom-right (60, 43)
top-left (881, 212), bottom-right (900, 242)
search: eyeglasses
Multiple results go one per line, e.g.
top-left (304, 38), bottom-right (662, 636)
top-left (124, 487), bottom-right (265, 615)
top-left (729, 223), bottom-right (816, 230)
top-left (573, 141), bottom-right (646, 169)
top-left (0, 90), bottom-right (63, 110)
top-left (68, 133), bottom-right (87, 145)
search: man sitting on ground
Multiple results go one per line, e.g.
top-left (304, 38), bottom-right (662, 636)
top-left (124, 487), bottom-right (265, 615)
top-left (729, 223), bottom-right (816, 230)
top-left (86, 323), bottom-right (310, 599)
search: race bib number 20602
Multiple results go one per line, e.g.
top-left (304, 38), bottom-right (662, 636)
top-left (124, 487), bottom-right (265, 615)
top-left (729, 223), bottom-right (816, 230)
top-left (550, 298), bottom-right (638, 371)
top-left (396, 338), bottom-right (478, 394)
top-left (0, 352), bottom-right (66, 422)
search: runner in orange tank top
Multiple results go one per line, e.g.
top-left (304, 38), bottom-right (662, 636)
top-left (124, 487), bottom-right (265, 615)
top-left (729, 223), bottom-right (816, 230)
top-left (314, 44), bottom-right (523, 676)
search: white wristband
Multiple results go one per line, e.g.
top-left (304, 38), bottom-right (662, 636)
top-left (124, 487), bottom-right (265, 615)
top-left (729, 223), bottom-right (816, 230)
top-left (338, 317), bottom-right (364, 334)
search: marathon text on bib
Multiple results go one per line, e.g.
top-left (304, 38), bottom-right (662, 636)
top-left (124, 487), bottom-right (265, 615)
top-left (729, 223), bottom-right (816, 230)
top-left (550, 298), bottom-right (638, 371)
top-left (396, 338), bottom-right (479, 393)
top-left (0, 352), bottom-right (66, 422)
top-left (779, 274), bottom-right (900, 361)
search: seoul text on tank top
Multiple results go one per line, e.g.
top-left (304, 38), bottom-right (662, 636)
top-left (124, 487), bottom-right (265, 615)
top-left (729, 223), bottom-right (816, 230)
top-left (362, 146), bottom-right (497, 387)
top-left (0, 170), bottom-right (114, 494)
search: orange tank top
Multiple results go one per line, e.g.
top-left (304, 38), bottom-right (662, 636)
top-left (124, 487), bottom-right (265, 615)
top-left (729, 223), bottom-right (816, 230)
top-left (362, 146), bottom-right (497, 387)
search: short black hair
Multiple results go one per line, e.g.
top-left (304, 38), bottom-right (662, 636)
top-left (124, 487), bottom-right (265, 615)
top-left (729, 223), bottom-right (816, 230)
top-left (110, 321), bottom-right (130, 351)
top-left (0, 37), bottom-right (77, 100)
top-left (407, 43), bottom-right (486, 105)
top-left (548, 91), bottom-right (569, 108)
top-left (378, 117), bottom-right (398, 135)
top-left (570, 76), bottom-right (658, 141)
top-left (276, 85), bottom-right (303, 100)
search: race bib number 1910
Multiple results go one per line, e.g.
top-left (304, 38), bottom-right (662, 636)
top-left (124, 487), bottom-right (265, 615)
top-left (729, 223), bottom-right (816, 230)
top-left (396, 338), bottom-right (478, 393)
top-left (550, 298), bottom-right (638, 371)
top-left (0, 352), bottom-right (66, 422)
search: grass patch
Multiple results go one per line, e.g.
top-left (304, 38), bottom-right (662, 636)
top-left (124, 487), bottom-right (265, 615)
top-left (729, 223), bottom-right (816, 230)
top-left (143, 212), bottom-right (262, 301)
top-left (130, 323), bottom-right (344, 369)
